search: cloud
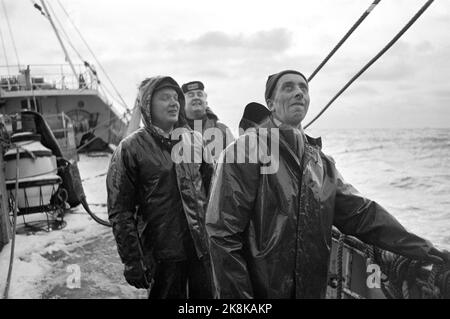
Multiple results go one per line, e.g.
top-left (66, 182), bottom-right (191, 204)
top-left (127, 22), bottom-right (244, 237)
top-left (1, 1), bottom-right (20, 16)
top-left (187, 68), bottom-right (230, 79)
top-left (415, 41), bottom-right (433, 53)
top-left (432, 89), bottom-right (450, 100)
top-left (358, 60), bottom-right (416, 82)
top-left (435, 12), bottom-right (450, 25)
top-left (347, 85), bottom-right (379, 96)
top-left (175, 28), bottom-right (293, 53)
top-left (334, 40), bottom-right (438, 84)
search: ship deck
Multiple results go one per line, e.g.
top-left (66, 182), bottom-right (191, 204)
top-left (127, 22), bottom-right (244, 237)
top-left (0, 153), bottom-right (147, 298)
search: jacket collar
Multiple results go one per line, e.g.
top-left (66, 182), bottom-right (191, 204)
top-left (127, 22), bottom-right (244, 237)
top-left (257, 116), bottom-right (322, 172)
top-left (258, 116), bottom-right (322, 149)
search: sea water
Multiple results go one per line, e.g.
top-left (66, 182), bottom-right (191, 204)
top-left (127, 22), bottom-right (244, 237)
top-left (308, 128), bottom-right (450, 250)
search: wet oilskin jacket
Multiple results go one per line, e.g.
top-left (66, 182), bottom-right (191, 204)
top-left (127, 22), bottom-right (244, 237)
top-left (106, 76), bottom-right (212, 275)
top-left (187, 108), bottom-right (235, 161)
top-left (205, 117), bottom-right (439, 299)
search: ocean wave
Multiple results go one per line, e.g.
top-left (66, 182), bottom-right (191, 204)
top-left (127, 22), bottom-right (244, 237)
top-left (410, 143), bottom-right (450, 154)
top-left (443, 236), bottom-right (450, 246)
top-left (336, 145), bottom-right (384, 155)
top-left (416, 136), bottom-right (450, 144)
top-left (412, 153), bottom-right (450, 160)
top-left (388, 176), bottom-right (436, 190)
top-left (389, 176), bottom-right (416, 188)
top-left (320, 129), bottom-right (450, 249)
top-left (405, 205), bottom-right (422, 211)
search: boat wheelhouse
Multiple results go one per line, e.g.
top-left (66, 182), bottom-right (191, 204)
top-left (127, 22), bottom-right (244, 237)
top-left (0, 64), bottom-right (129, 158)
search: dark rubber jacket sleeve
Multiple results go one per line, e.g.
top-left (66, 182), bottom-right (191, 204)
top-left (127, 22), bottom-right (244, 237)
top-left (206, 149), bottom-right (260, 298)
top-left (333, 168), bottom-right (437, 262)
top-left (106, 142), bottom-right (141, 264)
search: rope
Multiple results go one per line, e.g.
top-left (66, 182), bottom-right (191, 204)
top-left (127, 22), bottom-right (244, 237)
top-left (79, 196), bottom-right (111, 227)
top-left (342, 287), bottom-right (365, 299)
top-left (308, 0), bottom-right (381, 82)
top-left (440, 267), bottom-right (450, 297)
top-left (304, 0), bottom-right (435, 129)
top-left (365, 245), bottom-right (375, 266)
top-left (331, 233), bottom-right (449, 299)
top-left (379, 252), bottom-right (449, 299)
top-left (56, 0), bottom-right (130, 111)
top-left (0, 18), bottom-right (10, 76)
top-left (81, 172), bottom-right (107, 182)
top-left (46, 1), bottom-right (85, 64)
top-left (336, 234), bottom-right (345, 299)
top-left (2, 147), bottom-right (19, 299)
top-left (402, 280), bottom-right (410, 299)
top-left (420, 265), bottom-right (440, 298)
top-left (37, 0), bottom-right (79, 83)
top-left (99, 81), bottom-right (129, 110)
top-left (1, 0), bottom-right (21, 70)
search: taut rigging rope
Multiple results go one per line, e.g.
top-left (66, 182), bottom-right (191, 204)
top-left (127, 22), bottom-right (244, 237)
top-left (46, 1), bottom-right (85, 65)
top-left (1, 0), bottom-right (21, 70)
top-left (308, 0), bottom-right (381, 82)
top-left (56, 0), bottom-right (130, 111)
top-left (0, 17), bottom-right (10, 76)
top-left (305, 0), bottom-right (435, 129)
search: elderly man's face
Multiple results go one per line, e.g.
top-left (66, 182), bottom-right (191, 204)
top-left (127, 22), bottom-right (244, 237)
top-left (150, 88), bottom-right (180, 130)
top-left (268, 73), bottom-right (310, 127)
top-left (185, 89), bottom-right (207, 120)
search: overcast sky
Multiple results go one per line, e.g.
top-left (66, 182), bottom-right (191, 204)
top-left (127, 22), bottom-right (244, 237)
top-left (1, 0), bottom-right (450, 132)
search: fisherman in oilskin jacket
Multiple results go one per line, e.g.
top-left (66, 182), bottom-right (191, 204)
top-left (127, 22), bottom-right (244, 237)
top-left (205, 69), bottom-right (450, 299)
top-left (182, 81), bottom-right (235, 161)
top-left (106, 76), bottom-right (213, 298)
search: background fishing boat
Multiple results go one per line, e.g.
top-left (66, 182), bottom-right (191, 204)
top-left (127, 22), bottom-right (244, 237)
top-left (0, 64), bottom-right (128, 158)
top-left (0, 1), bottom-right (131, 160)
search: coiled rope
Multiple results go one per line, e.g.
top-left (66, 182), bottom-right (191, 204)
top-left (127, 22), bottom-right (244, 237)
top-left (332, 228), bottom-right (450, 299)
top-left (375, 250), bottom-right (448, 299)
top-left (336, 234), bottom-right (345, 299)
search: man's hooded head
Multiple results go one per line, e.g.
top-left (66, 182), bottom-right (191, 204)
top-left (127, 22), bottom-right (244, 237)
top-left (135, 76), bottom-right (186, 130)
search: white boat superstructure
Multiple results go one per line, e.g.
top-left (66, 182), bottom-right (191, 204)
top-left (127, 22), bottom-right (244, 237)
top-left (0, 64), bottom-right (129, 158)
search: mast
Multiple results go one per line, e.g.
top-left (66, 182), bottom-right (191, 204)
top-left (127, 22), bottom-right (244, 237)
top-left (39, 0), bottom-right (79, 86)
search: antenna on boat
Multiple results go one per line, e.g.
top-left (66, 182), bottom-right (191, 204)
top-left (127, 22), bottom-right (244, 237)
top-left (39, 0), bottom-right (79, 87)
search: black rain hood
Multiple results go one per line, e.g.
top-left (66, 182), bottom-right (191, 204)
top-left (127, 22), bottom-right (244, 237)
top-left (135, 76), bottom-right (187, 130)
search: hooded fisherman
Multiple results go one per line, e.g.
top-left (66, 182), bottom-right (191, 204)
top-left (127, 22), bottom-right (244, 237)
top-left (182, 81), bottom-right (235, 161)
top-left (106, 76), bottom-right (213, 298)
top-left (205, 70), bottom-right (450, 299)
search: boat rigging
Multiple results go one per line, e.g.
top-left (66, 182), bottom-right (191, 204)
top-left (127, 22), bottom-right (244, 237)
top-left (305, 0), bottom-right (435, 129)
